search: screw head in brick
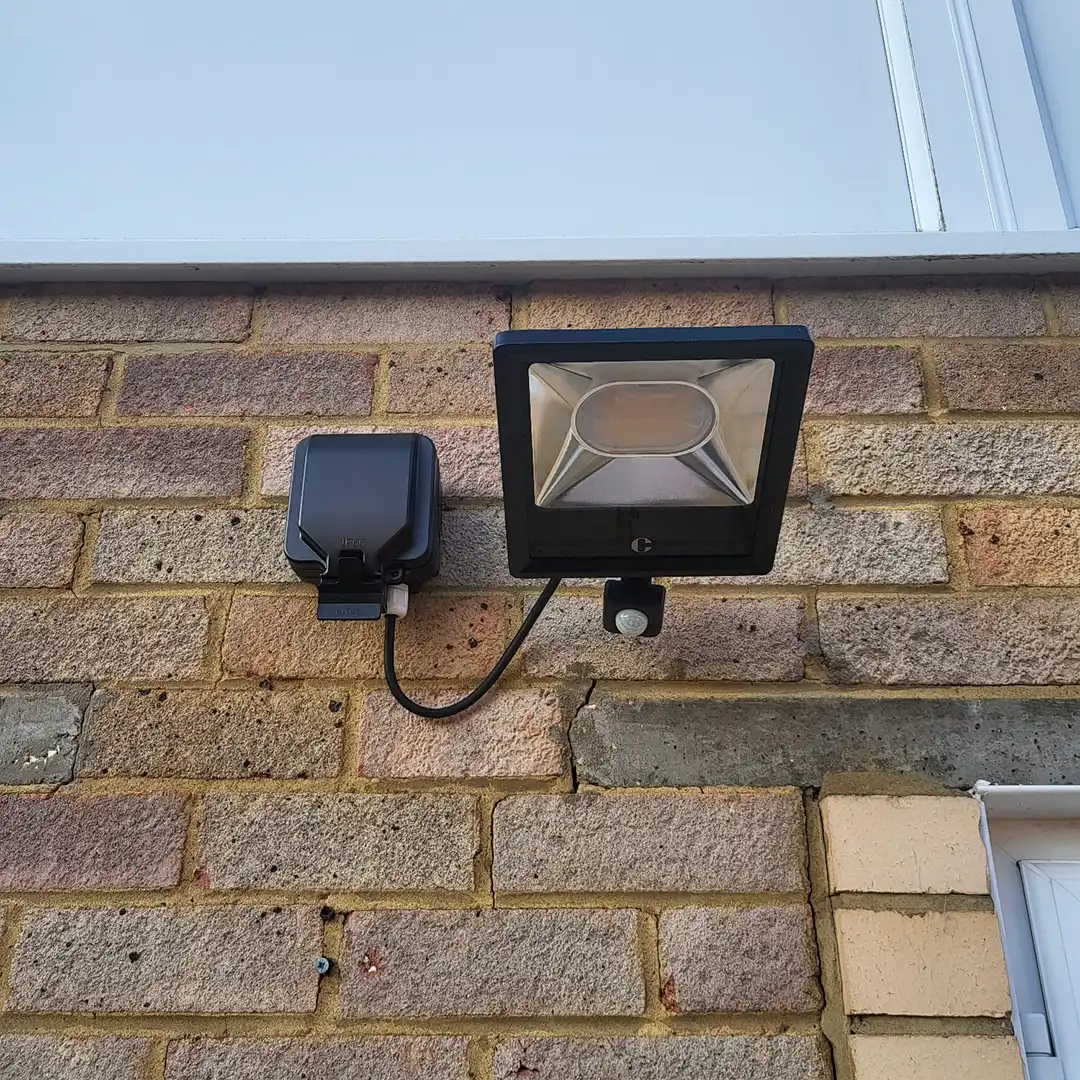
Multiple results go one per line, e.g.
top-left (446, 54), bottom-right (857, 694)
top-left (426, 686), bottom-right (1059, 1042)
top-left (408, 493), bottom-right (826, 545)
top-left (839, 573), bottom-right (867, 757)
top-left (314, 956), bottom-right (332, 976)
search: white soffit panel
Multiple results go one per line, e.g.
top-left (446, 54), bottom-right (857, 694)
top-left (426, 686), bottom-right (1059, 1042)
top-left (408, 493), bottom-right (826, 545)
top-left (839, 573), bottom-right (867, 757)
top-left (0, 0), bottom-right (914, 250)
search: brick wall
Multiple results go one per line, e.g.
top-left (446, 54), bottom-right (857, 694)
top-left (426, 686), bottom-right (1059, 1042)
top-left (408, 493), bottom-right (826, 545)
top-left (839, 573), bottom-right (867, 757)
top-left (2, 277), bottom-right (1076, 1078)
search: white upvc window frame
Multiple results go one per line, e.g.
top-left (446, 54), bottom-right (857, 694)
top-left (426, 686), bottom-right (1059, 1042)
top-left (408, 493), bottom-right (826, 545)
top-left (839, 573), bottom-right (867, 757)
top-left (978, 784), bottom-right (1080, 1080)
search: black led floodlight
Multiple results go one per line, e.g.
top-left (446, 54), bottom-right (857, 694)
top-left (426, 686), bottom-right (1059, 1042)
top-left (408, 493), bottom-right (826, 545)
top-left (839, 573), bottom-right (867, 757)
top-left (493, 325), bottom-right (814, 581)
top-left (285, 324), bottom-right (813, 716)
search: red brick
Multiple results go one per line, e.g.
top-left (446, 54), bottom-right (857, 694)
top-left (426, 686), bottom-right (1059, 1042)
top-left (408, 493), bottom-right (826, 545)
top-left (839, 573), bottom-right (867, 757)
top-left (958, 506), bottom-right (1080, 586)
top-left (223, 593), bottom-right (506, 680)
top-left (0, 350), bottom-right (110, 416)
top-left (261, 285), bottom-right (509, 344)
top-left (810, 421), bottom-right (1080, 497)
top-left (0, 596), bottom-right (209, 681)
top-left (359, 689), bottom-right (569, 778)
top-left (9, 907), bottom-right (321, 1014)
top-left (0, 1036), bottom-right (152, 1080)
top-left (0, 427), bottom-right (247, 499)
top-left (527, 280), bottom-right (772, 328)
top-left (522, 596), bottom-right (806, 681)
top-left (386, 345), bottom-right (495, 415)
top-left (940, 342), bottom-right (1080, 412)
top-left (1051, 283), bottom-right (1080, 335)
top-left (78, 688), bottom-right (345, 779)
top-left (494, 792), bottom-right (807, 893)
top-left (200, 794), bottom-right (477, 890)
top-left (819, 596), bottom-right (1080, 685)
top-left (3, 287), bottom-right (252, 342)
top-left (118, 350), bottom-right (375, 416)
top-left (0, 512), bottom-right (83, 587)
top-left (165, 1038), bottom-right (470, 1080)
top-left (340, 908), bottom-right (643, 1017)
top-left (92, 508), bottom-right (290, 584)
top-left (659, 906), bottom-right (821, 1013)
top-left (805, 346), bottom-right (923, 414)
top-left (0, 794), bottom-right (186, 890)
top-left (783, 278), bottom-right (1045, 337)
top-left (262, 424), bottom-right (500, 499)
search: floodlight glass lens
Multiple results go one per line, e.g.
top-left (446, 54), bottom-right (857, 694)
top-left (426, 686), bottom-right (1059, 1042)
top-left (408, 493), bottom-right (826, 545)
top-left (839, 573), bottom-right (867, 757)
top-left (528, 357), bottom-right (775, 509)
top-left (572, 382), bottom-right (715, 456)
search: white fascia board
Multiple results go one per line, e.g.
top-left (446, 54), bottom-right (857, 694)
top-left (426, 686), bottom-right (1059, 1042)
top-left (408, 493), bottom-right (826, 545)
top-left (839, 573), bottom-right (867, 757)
top-left (975, 782), bottom-right (1080, 820)
top-left (1, 230), bottom-right (1079, 283)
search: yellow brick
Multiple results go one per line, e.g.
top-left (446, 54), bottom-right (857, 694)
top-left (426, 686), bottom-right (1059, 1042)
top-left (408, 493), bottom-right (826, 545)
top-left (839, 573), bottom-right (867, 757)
top-left (821, 796), bottom-right (987, 894)
top-left (850, 1036), bottom-right (1023, 1080)
top-left (833, 910), bottom-right (1010, 1016)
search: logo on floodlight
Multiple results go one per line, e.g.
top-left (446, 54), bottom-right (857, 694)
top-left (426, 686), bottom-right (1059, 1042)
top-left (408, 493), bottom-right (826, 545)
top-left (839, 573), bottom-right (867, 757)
top-left (630, 537), bottom-right (653, 553)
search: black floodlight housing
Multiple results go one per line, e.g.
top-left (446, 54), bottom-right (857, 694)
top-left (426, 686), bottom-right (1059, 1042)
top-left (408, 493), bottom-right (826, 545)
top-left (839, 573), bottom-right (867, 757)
top-left (284, 433), bottom-right (440, 620)
top-left (493, 326), bottom-right (813, 582)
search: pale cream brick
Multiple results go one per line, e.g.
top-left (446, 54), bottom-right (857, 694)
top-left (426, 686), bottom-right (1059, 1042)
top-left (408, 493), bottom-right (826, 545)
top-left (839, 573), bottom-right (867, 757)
top-left (850, 1036), bottom-right (1023, 1080)
top-left (822, 796), bottom-right (987, 894)
top-left (833, 910), bottom-right (1010, 1016)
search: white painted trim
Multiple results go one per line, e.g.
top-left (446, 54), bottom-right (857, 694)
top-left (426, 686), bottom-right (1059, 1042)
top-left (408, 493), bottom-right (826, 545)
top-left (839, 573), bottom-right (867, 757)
top-left (2, 230), bottom-right (1080, 283)
top-left (876, 0), bottom-right (943, 231)
top-left (964, 0), bottom-right (1071, 231)
top-left (976, 784), bottom-right (1080, 820)
top-left (944, 0), bottom-right (1018, 230)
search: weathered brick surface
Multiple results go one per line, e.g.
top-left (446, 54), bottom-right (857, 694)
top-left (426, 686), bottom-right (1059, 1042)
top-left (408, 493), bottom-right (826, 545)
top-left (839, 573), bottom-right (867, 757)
top-left (165, 1038), bottom-right (470, 1080)
top-left (78, 688), bottom-right (344, 779)
top-left (958, 506), bottom-right (1080, 586)
top-left (494, 792), bottom-right (807, 893)
top-left (1051, 282), bottom-right (1080, 335)
top-left (200, 794), bottom-right (478, 890)
top-left (92, 508), bottom-right (290, 584)
top-left (833, 910), bottom-right (1010, 1016)
top-left (789, 432), bottom-right (808, 497)
top-left (527, 280), bottom-right (772, 328)
top-left (0, 427), bottom-right (248, 499)
top-left (223, 594), bottom-right (505, 680)
top-left (9, 907), bottom-right (321, 1014)
top-left (440, 507), bottom-right (514, 587)
top-left (0, 350), bottom-right (110, 416)
top-left (118, 350), bottom-right (375, 416)
top-left (849, 1036), bottom-right (1024, 1080)
top-left (492, 1036), bottom-right (831, 1080)
top-left (573, 694), bottom-right (1080, 788)
top-left (261, 285), bottom-right (509, 344)
top-left (522, 596), bottom-right (805, 681)
top-left (0, 597), bottom-right (209, 681)
top-left (359, 690), bottom-right (569, 778)
top-left (0, 684), bottom-right (89, 785)
top-left (386, 345), bottom-right (495, 415)
top-left (810, 421), bottom-right (1080, 496)
top-left (340, 908), bottom-right (643, 1017)
top-left (783, 278), bottom-right (1044, 337)
top-left (939, 342), bottom-right (1080, 412)
top-left (0, 794), bottom-right (186, 890)
top-left (822, 796), bottom-right (987, 894)
top-left (819, 596), bottom-right (1080, 685)
top-left (4, 287), bottom-right (252, 342)
top-left (659, 905), bottom-right (821, 1013)
top-left (681, 507), bottom-right (947, 586)
top-left (0, 1036), bottom-right (152, 1080)
top-left (262, 425), bottom-right (500, 498)
top-left (804, 345), bottom-right (923, 414)
top-left (0, 512), bottom-right (83, 587)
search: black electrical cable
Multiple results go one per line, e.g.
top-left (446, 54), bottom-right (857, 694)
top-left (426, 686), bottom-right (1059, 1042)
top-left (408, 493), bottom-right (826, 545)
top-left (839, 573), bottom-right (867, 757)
top-left (384, 577), bottom-right (562, 718)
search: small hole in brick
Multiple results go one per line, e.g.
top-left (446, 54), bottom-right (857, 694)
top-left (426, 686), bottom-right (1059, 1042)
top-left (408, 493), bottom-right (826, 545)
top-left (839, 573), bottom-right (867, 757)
top-left (157, 692), bottom-right (168, 702)
top-left (127, 951), bottom-right (140, 963)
